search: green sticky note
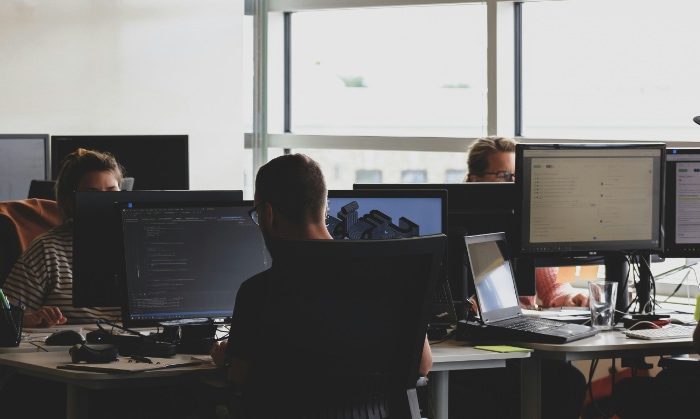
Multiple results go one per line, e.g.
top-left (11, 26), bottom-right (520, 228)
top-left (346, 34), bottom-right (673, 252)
top-left (474, 345), bottom-right (533, 353)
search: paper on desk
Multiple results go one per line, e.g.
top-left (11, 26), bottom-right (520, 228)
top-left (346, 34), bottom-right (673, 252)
top-left (475, 345), bottom-right (533, 353)
top-left (56, 358), bottom-right (202, 373)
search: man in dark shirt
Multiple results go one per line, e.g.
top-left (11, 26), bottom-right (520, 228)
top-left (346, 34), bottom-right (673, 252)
top-left (209, 153), bottom-right (433, 416)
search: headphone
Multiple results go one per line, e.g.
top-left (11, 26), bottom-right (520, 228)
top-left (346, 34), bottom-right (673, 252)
top-left (69, 343), bottom-right (119, 364)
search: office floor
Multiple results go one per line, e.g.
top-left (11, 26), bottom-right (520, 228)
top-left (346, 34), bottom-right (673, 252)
top-left (0, 372), bottom-right (215, 419)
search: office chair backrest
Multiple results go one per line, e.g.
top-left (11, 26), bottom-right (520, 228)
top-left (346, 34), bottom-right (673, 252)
top-left (244, 234), bottom-right (446, 419)
top-left (27, 180), bottom-right (56, 200)
top-left (121, 177), bottom-right (135, 191)
top-left (0, 199), bottom-right (61, 286)
top-left (27, 177), bottom-right (134, 199)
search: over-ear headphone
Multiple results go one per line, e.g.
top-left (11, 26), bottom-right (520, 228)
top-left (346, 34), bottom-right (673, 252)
top-left (69, 343), bottom-right (119, 364)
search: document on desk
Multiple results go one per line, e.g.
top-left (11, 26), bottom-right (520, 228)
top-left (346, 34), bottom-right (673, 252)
top-left (57, 358), bottom-right (202, 373)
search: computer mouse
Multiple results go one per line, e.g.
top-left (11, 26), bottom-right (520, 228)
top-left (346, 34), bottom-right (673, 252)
top-left (45, 330), bottom-right (86, 346)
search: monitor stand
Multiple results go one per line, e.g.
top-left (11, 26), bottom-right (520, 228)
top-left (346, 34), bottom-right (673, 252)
top-left (159, 319), bottom-right (218, 355)
top-left (604, 253), bottom-right (632, 322)
top-left (604, 252), bottom-right (654, 318)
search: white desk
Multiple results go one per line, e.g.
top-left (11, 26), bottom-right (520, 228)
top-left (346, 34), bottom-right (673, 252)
top-left (515, 329), bottom-right (696, 419)
top-left (0, 350), bottom-right (215, 418)
top-left (429, 339), bottom-right (531, 419)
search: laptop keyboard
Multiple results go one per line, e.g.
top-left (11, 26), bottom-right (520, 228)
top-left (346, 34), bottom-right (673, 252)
top-left (500, 317), bottom-right (565, 332)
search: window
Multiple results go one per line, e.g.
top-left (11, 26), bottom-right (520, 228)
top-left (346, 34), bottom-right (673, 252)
top-left (289, 5), bottom-right (488, 137)
top-left (522, 0), bottom-right (700, 141)
top-left (355, 169), bottom-right (382, 184)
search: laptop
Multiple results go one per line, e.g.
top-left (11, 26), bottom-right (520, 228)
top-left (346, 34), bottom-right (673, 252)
top-left (464, 232), bottom-right (600, 344)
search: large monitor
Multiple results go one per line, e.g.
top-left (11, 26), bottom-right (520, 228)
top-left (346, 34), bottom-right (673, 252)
top-left (72, 190), bottom-right (243, 309)
top-left (119, 200), bottom-right (270, 329)
top-left (663, 147), bottom-right (700, 258)
top-left (0, 134), bottom-right (49, 201)
top-left (516, 143), bottom-right (665, 256)
top-left (515, 142), bottom-right (666, 314)
top-left (326, 189), bottom-right (447, 240)
top-left (51, 135), bottom-right (189, 190)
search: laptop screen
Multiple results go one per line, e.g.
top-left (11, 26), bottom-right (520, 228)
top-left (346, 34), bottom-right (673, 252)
top-left (464, 232), bottom-right (522, 323)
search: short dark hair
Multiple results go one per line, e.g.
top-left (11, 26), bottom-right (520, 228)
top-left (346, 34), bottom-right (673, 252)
top-left (55, 148), bottom-right (124, 222)
top-left (465, 136), bottom-right (517, 182)
top-left (254, 154), bottom-right (327, 225)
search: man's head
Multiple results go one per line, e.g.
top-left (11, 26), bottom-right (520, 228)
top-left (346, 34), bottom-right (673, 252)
top-left (464, 136), bottom-right (517, 183)
top-left (253, 154), bottom-right (331, 247)
top-left (55, 148), bottom-right (124, 222)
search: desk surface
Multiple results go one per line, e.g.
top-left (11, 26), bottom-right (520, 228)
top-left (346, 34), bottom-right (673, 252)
top-left (430, 338), bottom-right (530, 370)
top-left (0, 351), bottom-right (215, 389)
top-left (513, 329), bottom-right (696, 361)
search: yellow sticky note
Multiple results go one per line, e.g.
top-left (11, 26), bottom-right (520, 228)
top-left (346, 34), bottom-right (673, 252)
top-left (474, 345), bottom-right (533, 353)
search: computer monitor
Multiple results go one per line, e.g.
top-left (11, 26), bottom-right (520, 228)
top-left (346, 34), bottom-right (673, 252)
top-left (515, 142), bottom-right (666, 314)
top-left (352, 183), bottom-right (543, 302)
top-left (326, 189), bottom-right (447, 240)
top-left (119, 200), bottom-right (270, 329)
top-left (0, 134), bottom-right (49, 201)
top-left (50, 135), bottom-right (189, 190)
top-left (72, 190), bottom-right (243, 309)
top-left (663, 147), bottom-right (700, 258)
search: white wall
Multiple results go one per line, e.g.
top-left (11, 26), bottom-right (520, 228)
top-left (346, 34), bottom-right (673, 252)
top-left (0, 0), bottom-right (245, 191)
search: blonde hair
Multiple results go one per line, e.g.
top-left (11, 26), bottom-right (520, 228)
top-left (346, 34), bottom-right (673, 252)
top-left (55, 148), bottom-right (124, 222)
top-left (464, 137), bottom-right (517, 182)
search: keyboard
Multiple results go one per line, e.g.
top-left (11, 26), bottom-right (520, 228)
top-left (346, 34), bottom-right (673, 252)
top-left (623, 325), bottom-right (695, 340)
top-left (500, 317), bottom-right (565, 332)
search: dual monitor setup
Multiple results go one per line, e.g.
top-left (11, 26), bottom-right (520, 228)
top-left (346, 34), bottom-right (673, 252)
top-left (359, 142), bottom-right (687, 323)
top-left (72, 189), bottom-right (447, 353)
top-left (0, 134), bottom-right (189, 201)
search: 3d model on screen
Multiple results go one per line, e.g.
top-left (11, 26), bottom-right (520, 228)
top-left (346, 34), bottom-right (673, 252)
top-left (326, 200), bottom-right (420, 239)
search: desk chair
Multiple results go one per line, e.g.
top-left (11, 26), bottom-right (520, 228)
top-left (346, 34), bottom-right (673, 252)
top-left (0, 199), bottom-right (61, 286)
top-left (121, 177), bottom-right (135, 191)
top-left (230, 235), bottom-right (446, 419)
top-left (26, 177), bottom-right (134, 200)
top-left (27, 180), bottom-right (56, 200)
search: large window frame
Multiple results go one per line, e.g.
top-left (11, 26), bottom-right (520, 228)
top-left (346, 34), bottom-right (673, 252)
top-left (245, 0), bottom-right (517, 176)
top-left (245, 0), bottom-right (700, 175)
top-left (244, 0), bottom-right (700, 300)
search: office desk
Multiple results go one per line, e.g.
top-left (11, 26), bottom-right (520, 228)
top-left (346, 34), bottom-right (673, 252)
top-left (0, 351), bottom-right (214, 418)
top-left (429, 339), bottom-right (531, 419)
top-left (515, 330), bottom-right (696, 419)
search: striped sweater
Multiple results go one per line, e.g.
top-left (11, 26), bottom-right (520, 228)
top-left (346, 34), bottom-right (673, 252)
top-left (3, 223), bottom-right (121, 324)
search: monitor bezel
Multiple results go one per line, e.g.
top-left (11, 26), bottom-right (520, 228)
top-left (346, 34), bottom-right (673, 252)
top-left (515, 142), bottom-right (666, 258)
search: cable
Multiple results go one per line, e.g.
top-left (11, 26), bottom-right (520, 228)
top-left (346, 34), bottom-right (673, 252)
top-left (95, 318), bottom-right (148, 338)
